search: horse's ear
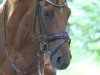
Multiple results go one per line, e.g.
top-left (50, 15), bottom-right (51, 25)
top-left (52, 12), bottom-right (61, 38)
top-left (0, 0), bottom-right (7, 11)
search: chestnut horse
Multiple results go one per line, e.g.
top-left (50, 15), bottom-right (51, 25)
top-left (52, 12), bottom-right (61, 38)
top-left (0, 0), bottom-right (72, 75)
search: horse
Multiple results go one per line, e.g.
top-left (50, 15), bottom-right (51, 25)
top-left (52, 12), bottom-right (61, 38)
top-left (0, 0), bottom-right (72, 75)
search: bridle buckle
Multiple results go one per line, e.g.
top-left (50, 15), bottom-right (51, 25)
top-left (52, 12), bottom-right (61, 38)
top-left (40, 41), bottom-right (49, 53)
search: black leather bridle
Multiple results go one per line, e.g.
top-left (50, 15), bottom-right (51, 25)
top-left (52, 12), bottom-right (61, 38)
top-left (3, 0), bottom-right (71, 75)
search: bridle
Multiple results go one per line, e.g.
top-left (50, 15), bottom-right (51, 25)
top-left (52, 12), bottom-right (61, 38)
top-left (3, 0), bottom-right (70, 75)
top-left (46, 0), bottom-right (67, 7)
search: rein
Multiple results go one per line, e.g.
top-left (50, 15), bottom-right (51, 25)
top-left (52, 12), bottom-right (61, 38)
top-left (3, 0), bottom-right (70, 75)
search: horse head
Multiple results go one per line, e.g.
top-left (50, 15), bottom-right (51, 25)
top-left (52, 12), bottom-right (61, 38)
top-left (1, 0), bottom-right (72, 75)
top-left (38, 0), bottom-right (72, 70)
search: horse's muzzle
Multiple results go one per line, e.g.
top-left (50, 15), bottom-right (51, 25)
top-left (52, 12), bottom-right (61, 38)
top-left (51, 51), bottom-right (72, 70)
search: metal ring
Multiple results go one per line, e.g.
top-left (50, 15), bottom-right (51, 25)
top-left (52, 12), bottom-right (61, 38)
top-left (40, 41), bottom-right (49, 53)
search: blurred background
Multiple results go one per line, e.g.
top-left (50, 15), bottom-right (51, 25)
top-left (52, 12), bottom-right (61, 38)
top-left (0, 0), bottom-right (2, 4)
top-left (0, 0), bottom-right (100, 75)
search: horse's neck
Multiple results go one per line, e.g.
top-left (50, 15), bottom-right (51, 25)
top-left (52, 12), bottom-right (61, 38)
top-left (7, 0), bottom-right (36, 49)
top-left (5, 0), bottom-right (39, 70)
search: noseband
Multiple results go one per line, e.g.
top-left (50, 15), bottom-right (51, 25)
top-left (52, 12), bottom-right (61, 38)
top-left (3, 0), bottom-right (70, 75)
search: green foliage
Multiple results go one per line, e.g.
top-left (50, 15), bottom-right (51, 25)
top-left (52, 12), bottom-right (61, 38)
top-left (0, 0), bottom-right (3, 4)
top-left (67, 0), bottom-right (100, 62)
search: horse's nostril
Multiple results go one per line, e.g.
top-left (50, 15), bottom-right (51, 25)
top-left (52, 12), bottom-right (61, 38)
top-left (70, 55), bottom-right (72, 59)
top-left (56, 57), bottom-right (62, 64)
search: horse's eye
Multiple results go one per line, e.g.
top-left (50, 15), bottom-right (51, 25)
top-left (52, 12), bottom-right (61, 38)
top-left (43, 11), bottom-right (54, 19)
top-left (43, 11), bottom-right (50, 16)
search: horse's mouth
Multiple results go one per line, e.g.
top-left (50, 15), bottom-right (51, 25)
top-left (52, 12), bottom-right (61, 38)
top-left (51, 54), bottom-right (71, 70)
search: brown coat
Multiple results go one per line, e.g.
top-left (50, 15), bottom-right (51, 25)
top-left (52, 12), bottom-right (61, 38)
top-left (0, 0), bottom-right (56, 75)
